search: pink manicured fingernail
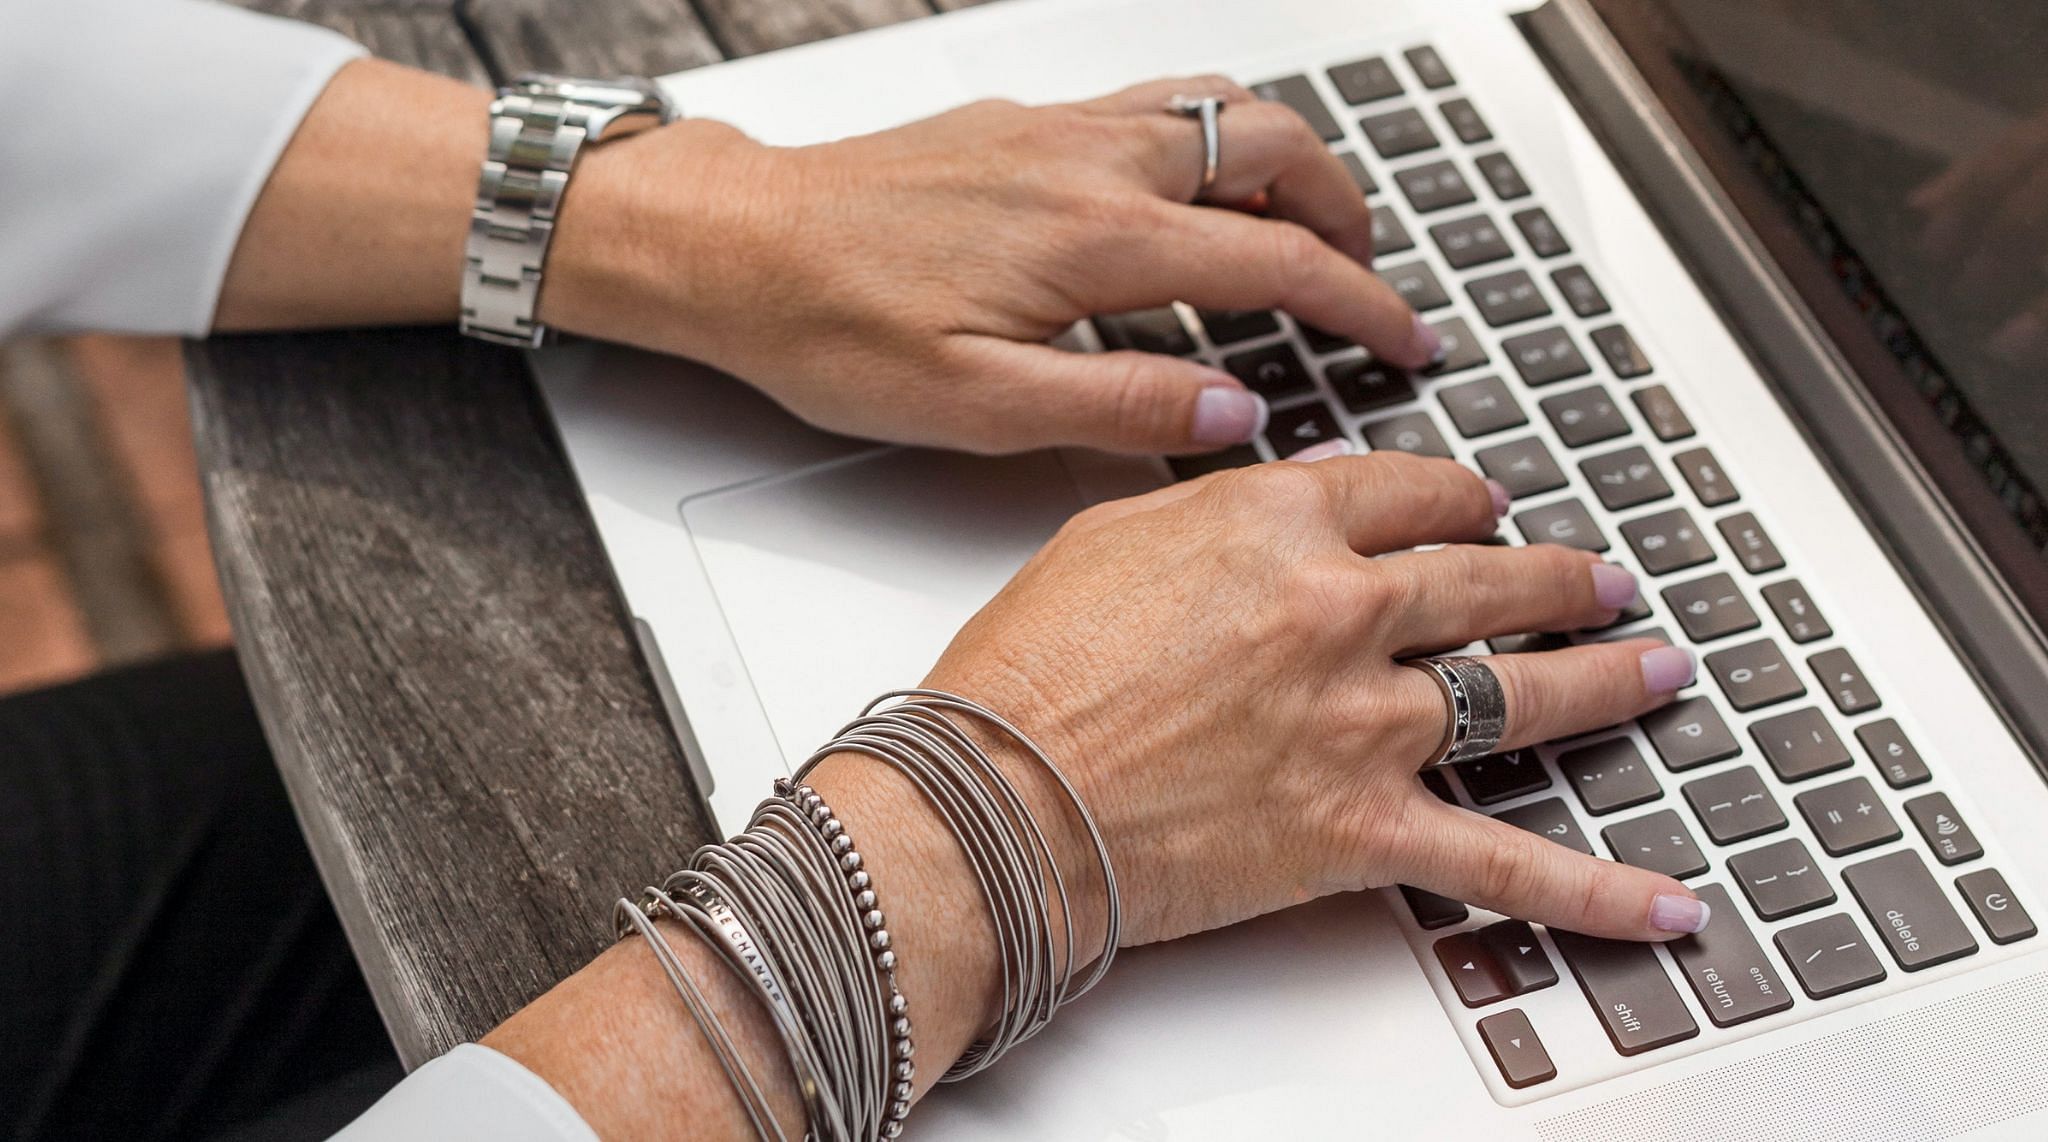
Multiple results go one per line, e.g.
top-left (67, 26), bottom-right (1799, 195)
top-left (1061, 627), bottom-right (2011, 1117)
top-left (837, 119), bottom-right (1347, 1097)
top-left (1591, 563), bottom-right (1639, 609)
top-left (1407, 312), bottom-right (1447, 368)
top-left (1650, 893), bottom-right (1711, 934)
top-left (1289, 438), bottom-right (1352, 463)
top-left (1191, 384), bottom-right (1269, 445)
top-left (1485, 479), bottom-right (1511, 518)
top-left (1640, 645), bottom-right (1697, 694)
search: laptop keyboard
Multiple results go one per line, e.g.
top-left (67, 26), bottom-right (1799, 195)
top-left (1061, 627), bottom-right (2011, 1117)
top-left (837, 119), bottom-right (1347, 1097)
top-left (1088, 44), bottom-right (2039, 1098)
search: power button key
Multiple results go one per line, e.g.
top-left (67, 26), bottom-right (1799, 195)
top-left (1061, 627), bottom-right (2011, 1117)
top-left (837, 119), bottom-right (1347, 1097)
top-left (1957, 869), bottom-right (2036, 945)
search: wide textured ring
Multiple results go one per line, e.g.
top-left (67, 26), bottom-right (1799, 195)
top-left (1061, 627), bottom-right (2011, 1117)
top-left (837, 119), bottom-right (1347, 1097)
top-left (1166, 93), bottom-right (1226, 198)
top-left (1405, 655), bottom-right (1509, 767)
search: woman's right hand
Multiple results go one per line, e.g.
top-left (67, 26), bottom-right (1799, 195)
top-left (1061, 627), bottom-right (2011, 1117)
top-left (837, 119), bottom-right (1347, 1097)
top-left (917, 450), bottom-right (1707, 949)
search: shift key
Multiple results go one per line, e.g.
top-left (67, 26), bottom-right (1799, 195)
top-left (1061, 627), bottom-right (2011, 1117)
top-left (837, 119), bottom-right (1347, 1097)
top-left (1667, 884), bottom-right (1795, 1026)
top-left (1550, 929), bottom-right (1699, 1056)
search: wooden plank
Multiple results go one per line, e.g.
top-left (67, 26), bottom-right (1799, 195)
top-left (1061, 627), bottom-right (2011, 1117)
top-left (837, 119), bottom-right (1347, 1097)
top-left (188, 330), bottom-right (716, 1065)
top-left (250, 1), bottom-right (492, 84)
top-left (462, 0), bottom-right (723, 79)
top-left (689, 0), bottom-right (932, 57)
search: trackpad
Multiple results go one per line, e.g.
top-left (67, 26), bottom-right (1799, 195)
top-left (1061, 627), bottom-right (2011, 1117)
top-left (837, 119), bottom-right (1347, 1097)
top-left (682, 447), bottom-right (1086, 765)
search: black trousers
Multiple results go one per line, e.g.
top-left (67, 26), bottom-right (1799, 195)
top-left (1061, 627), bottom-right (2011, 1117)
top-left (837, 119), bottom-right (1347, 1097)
top-left (0, 651), bottom-right (401, 1142)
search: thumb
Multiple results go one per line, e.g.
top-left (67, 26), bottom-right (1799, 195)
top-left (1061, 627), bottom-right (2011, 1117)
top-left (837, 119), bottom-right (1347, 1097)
top-left (1394, 797), bottom-right (1710, 941)
top-left (957, 337), bottom-right (1270, 455)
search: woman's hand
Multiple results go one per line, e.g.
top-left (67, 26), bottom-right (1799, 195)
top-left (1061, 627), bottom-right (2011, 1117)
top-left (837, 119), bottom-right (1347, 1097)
top-left (545, 77), bottom-right (1437, 456)
top-left (918, 450), bottom-right (1706, 948)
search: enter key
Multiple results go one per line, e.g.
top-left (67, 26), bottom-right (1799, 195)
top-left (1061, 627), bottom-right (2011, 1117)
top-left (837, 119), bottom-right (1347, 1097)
top-left (1668, 883), bottom-right (1796, 1027)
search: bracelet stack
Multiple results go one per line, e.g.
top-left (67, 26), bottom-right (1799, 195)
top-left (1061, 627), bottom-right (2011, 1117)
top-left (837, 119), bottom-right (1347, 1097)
top-left (612, 689), bottom-right (1120, 1141)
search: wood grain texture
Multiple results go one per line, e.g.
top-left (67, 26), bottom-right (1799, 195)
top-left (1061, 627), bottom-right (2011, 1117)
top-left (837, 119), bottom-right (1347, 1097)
top-left (189, 330), bottom-right (716, 1065)
top-left (194, 0), bottom-right (969, 1065)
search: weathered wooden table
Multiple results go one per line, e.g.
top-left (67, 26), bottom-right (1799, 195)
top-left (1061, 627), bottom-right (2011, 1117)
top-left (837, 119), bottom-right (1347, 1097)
top-left (190, 0), bottom-right (986, 1070)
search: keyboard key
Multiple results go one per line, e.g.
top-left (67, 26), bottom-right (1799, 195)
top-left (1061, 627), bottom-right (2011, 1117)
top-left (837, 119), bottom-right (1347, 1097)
top-left (1750, 706), bottom-right (1851, 782)
top-left (1093, 308), bottom-right (1194, 355)
top-left (1580, 446), bottom-right (1673, 511)
top-left (1796, 776), bottom-right (1900, 856)
top-left (1381, 260), bottom-right (1452, 311)
top-left (1363, 411), bottom-right (1453, 457)
top-left (1421, 767), bottom-right (1457, 803)
top-left (1265, 403), bottom-right (1343, 456)
top-left (1631, 384), bottom-right (1694, 441)
top-left (1428, 215), bottom-right (1512, 271)
top-left (1515, 499), bottom-right (1608, 552)
top-left (1500, 326), bottom-right (1591, 386)
top-left (1167, 445), bottom-right (1259, 481)
top-left (1438, 375), bottom-right (1527, 437)
top-left (1495, 797), bottom-right (1593, 854)
top-left (1197, 308), bottom-right (1280, 346)
top-left (1421, 316), bottom-right (1488, 375)
top-left (1603, 810), bottom-right (1708, 878)
top-left (1717, 512), bottom-right (1786, 574)
top-left (1476, 1009), bottom-right (1556, 1089)
top-left (1728, 838), bottom-right (1835, 920)
top-left (1539, 384), bottom-right (1628, 447)
top-left (1473, 152), bottom-right (1530, 200)
top-left (1251, 75), bottom-right (1344, 142)
top-left (1760, 579), bottom-right (1831, 644)
top-left (1404, 44), bottom-right (1456, 89)
top-left (1360, 106), bottom-right (1439, 158)
top-left (1663, 572), bottom-right (1760, 643)
top-left (1620, 508), bottom-right (1715, 575)
top-left (1335, 150), bottom-right (1377, 196)
top-left (1393, 160), bottom-right (1476, 213)
top-left (1477, 919), bottom-right (1559, 994)
top-left (1401, 884), bottom-right (1468, 930)
top-left (1475, 437), bottom-right (1568, 500)
top-left (1371, 204), bottom-right (1415, 253)
top-left (1223, 342), bottom-right (1315, 399)
top-left (1706, 638), bottom-right (1806, 712)
top-left (1856, 719), bottom-right (1930, 789)
top-left (1668, 883), bottom-right (1795, 1026)
top-left (1956, 869), bottom-right (2035, 944)
top-left (1488, 630), bottom-right (1571, 656)
top-left (1683, 766), bottom-right (1788, 845)
top-left (1465, 269), bottom-right (1551, 328)
top-left (1643, 697), bottom-right (1741, 772)
top-left (1559, 738), bottom-right (1661, 815)
top-left (1672, 447), bottom-right (1738, 507)
top-left (1327, 357), bottom-right (1415, 414)
top-left (1843, 848), bottom-right (1978, 970)
top-left (1328, 56), bottom-right (1404, 105)
top-left (1775, 913), bottom-right (1888, 999)
top-left (1511, 207), bottom-right (1570, 257)
top-left (1549, 930), bottom-right (1699, 1056)
top-left (1588, 324), bottom-right (1651, 377)
top-left (1454, 748), bottom-right (1551, 806)
top-left (1550, 264), bottom-right (1611, 318)
top-left (1584, 594), bottom-right (1653, 634)
top-left (1808, 647), bottom-right (1880, 715)
top-left (1904, 793), bottom-right (1982, 866)
top-left (1299, 322), bottom-right (1354, 355)
top-left (1435, 929), bottom-right (1512, 1006)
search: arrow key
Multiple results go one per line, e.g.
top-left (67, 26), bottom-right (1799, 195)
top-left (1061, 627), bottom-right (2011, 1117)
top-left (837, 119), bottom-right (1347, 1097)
top-left (1477, 1009), bottom-right (1556, 1089)
top-left (1434, 929), bottom-right (1511, 1007)
top-left (1477, 919), bottom-right (1559, 995)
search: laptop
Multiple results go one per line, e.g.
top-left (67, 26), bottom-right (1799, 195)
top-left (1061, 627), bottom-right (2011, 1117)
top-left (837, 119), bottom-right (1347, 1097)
top-left (531, 0), bottom-right (2048, 1135)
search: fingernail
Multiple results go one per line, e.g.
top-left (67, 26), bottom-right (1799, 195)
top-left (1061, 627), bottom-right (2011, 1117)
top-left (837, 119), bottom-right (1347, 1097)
top-left (1405, 312), bottom-right (1446, 369)
top-left (1289, 438), bottom-right (1352, 463)
top-left (1191, 384), bottom-right (1269, 446)
top-left (1650, 893), bottom-right (1712, 934)
top-left (1640, 645), bottom-right (1697, 694)
top-left (1990, 311), bottom-right (2046, 365)
top-left (1485, 478), bottom-right (1510, 518)
top-left (1591, 562), bottom-right (1639, 609)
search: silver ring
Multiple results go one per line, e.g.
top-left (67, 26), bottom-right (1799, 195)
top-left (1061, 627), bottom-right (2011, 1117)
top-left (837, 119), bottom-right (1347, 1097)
top-left (1166, 93), bottom-right (1225, 198)
top-left (1405, 655), bottom-right (1509, 767)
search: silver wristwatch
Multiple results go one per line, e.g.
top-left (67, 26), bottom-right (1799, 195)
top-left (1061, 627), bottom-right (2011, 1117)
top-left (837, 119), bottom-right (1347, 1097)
top-left (460, 74), bottom-right (679, 348)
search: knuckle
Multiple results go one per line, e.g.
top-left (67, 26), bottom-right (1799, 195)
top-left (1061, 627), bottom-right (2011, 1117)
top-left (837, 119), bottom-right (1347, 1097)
top-left (1234, 459), bottom-right (1327, 507)
top-left (1476, 835), bottom-right (1542, 906)
top-left (1265, 221), bottom-right (1327, 285)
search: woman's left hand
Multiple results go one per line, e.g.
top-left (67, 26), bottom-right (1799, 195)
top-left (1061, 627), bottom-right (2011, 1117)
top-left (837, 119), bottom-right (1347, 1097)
top-left (544, 77), bottom-right (1439, 456)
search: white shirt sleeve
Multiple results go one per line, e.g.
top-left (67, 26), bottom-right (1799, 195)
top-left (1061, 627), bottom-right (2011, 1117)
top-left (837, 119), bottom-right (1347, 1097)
top-left (331, 1043), bottom-right (600, 1142)
top-left (0, 0), bottom-right (366, 337)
